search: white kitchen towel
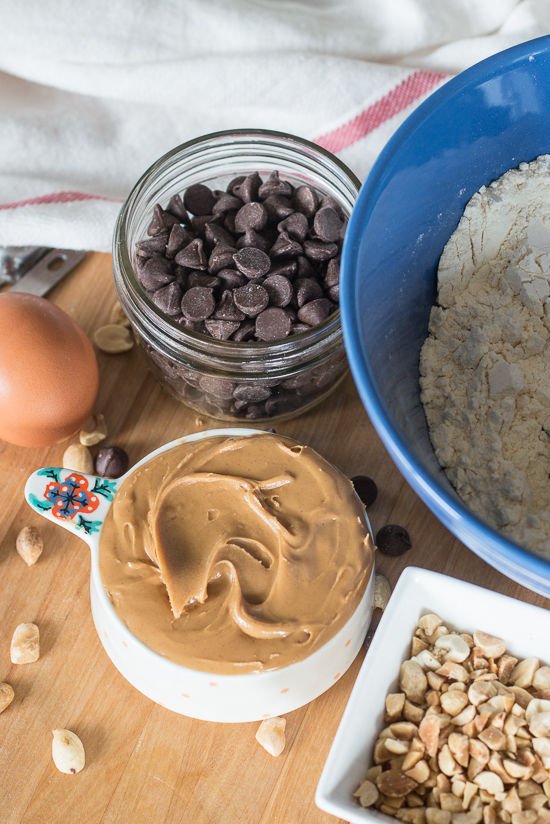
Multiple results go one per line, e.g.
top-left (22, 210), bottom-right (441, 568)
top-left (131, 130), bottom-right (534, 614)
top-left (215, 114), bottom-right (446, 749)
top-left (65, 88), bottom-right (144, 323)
top-left (0, 0), bottom-right (548, 252)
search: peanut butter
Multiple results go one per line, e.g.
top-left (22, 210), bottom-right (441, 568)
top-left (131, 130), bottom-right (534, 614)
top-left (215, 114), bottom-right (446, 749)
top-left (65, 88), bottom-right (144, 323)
top-left (99, 433), bottom-right (373, 674)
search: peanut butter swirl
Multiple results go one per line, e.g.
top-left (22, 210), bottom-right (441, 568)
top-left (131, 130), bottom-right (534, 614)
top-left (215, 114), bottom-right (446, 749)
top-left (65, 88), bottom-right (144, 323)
top-left (99, 434), bottom-right (373, 674)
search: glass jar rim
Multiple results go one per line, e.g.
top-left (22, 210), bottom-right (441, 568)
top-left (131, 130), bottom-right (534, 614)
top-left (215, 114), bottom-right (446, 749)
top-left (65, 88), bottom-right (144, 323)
top-left (113, 128), bottom-right (360, 359)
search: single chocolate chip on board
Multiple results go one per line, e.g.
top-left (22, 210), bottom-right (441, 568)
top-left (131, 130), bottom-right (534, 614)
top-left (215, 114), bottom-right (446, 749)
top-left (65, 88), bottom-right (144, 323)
top-left (95, 446), bottom-right (129, 479)
top-left (351, 476), bottom-right (378, 507)
top-left (375, 524), bottom-right (412, 556)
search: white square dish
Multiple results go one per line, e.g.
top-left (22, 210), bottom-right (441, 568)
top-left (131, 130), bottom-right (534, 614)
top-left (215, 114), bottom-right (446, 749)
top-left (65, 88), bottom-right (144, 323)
top-left (315, 566), bottom-right (550, 823)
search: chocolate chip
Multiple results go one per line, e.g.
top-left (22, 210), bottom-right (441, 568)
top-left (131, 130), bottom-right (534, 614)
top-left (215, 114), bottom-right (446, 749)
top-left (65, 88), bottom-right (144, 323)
top-left (297, 298), bottom-right (332, 326)
top-left (324, 257), bottom-right (340, 287)
top-left (234, 202), bottom-right (268, 233)
top-left (191, 213), bottom-right (224, 234)
top-left (265, 392), bottom-right (300, 416)
top-left (136, 233), bottom-right (168, 258)
top-left (166, 225), bottom-right (195, 259)
top-left (95, 446), bottom-right (129, 478)
top-left (204, 319), bottom-right (241, 339)
top-left (277, 212), bottom-right (309, 243)
top-left (179, 317), bottom-right (206, 334)
top-left (268, 260), bottom-right (298, 279)
top-left (227, 175), bottom-right (246, 195)
top-left (173, 265), bottom-right (189, 289)
top-left (213, 290), bottom-right (245, 321)
top-left (314, 206), bottom-right (343, 242)
top-left (292, 185), bottom-right (319, 218)
top-left (233, 384), bottom-right (272, 403)
top-left (320, 194), bottom-right (346, 220)
top-left (231, 318), bottom-right (256, 341)
top-left (233, 283), bottom-right (269, 317)
top-left (150, 281), bottom-right (183, 315)
top-left (255, 307), bottom-right (292, 340)
top-left (234, 172), bottom-right (262, 203)
top-left (184, 183), bottom-right (216, 215)
top-left (167, 194), bottom-right (190, 223)
top-left (204, 222), bottom-right (235, 248)
top-left (137, 256), bottom-right (174, 291)
top-left (175, 238), bottom-right (208, 270)
top-left (269, 232), bottom-right (302, 260)
top-left (147, 204), bottom-right (179, 236)
top-left (351, 476), bottom-right (378, 507)
top-left (217, 269), bottom-right (247, 290)
top-left (212, 194), bottom-right (243, 215)
top-left (198, 376), bottom-right (235, 399)
top-left (258, 171), bottom-right (293, 199)
top-left (235, 228), bottom-right (272, 253)
top-left (296, 255), bottom-right (317, 279)
top-left (181, 286), bottom-right (215, 321)
top-left (293, 278), bottom-right (323, 308)
top-left (263, 195), bottom-right (294, 222)
top-left (263, 275), bottom-right (293, 307)
top-left (303, 239), bottom-right (339, 262)
top-left (233, 247), bottom-right (271, 278)
top-left (223, 210), bottom-right (237, 234)
top-left (187, 271), bottom-right (221, 290)
top-left (245, 403), bottom-right (267, 419)
top-left (208, 243), bottom-right (238, 274)
top-left (375, 524), bottom-right (412, 556)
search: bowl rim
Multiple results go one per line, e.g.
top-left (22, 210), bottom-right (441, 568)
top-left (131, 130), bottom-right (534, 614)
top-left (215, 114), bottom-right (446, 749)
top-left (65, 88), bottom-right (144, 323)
top-left (340, 35), bottom-right (550, 591)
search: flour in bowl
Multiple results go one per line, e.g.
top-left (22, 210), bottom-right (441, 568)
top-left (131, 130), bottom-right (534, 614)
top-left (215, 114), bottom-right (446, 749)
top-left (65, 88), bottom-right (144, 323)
top-left (420, 155), bottom-right (550, 554)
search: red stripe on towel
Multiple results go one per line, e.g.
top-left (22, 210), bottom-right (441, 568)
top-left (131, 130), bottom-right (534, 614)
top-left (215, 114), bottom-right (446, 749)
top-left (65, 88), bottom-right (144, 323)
top-left (0, 191), bottom-right (123, 210)
top-left (314, 71), bottom-right (447, 154)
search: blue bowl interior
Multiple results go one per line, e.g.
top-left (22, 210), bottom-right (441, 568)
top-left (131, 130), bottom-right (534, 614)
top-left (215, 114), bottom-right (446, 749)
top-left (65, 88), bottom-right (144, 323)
top-left (342, 36), bottom-right (550, 595)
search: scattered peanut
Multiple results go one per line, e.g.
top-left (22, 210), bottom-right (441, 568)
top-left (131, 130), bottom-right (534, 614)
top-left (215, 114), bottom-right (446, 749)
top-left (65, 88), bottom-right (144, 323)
top-left (15, 525), bottom-right (43, 566)
top-left (79, 413), bottom-right (108, 447)
top-left (62, 443), bottom-right (94, 474)
top-left (108, 300), bottom-right (131, 328)
top-left (51, 729), bottom-right (85, 774)
top-left (255, 716), bottom-right (286, 757)
top-left (355, 616), bottom-right (550, 824)
top-left (10, 622), bottom-right (39, 664)
top-left (0, 683), bottom-right (14, 713)
top-left (93, 324), bottom-right (133, 354)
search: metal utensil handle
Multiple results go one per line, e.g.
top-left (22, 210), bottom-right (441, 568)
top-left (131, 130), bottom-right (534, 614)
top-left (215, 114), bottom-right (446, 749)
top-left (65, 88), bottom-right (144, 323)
top-left (9, 249), bottom-right (86, 296)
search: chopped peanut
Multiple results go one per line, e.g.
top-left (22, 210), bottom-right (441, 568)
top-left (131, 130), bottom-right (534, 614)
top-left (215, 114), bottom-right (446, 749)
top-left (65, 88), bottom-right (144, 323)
top-left (354, 615), bottom-right (550, 824)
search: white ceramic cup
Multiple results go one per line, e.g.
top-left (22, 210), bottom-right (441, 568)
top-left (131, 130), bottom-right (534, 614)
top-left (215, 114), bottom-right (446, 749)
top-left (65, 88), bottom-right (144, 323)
top-left (25, 428), bottom-right (374, 722)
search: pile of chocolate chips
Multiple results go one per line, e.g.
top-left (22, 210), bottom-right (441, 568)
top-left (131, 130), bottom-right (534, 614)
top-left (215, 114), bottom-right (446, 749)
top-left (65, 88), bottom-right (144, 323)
top-left (134, 171), bottom-right (344, 342)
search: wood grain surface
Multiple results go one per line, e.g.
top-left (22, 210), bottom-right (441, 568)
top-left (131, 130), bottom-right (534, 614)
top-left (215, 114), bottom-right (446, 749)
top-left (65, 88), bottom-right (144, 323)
top-left (0, 252), bottom-right (548, 824)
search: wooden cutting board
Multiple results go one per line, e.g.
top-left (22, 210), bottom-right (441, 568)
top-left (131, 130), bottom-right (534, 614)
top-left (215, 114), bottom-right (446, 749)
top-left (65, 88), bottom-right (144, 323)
top-left (0, 252), bottom-right (548, 824)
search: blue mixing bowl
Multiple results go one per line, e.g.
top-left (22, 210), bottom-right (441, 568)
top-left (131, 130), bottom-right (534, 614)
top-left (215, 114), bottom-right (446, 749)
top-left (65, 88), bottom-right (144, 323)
top-left (341, 35), bottom-right (550, 597)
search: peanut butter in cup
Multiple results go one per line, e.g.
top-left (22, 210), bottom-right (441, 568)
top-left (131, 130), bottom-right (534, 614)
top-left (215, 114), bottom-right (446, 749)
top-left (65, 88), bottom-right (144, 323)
top-left (99, 434), bottom-right (373, 674)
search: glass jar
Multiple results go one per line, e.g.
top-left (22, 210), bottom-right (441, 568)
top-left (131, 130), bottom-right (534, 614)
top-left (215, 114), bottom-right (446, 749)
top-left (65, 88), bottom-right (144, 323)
top-left (112, 129), bottom-right (360, 423)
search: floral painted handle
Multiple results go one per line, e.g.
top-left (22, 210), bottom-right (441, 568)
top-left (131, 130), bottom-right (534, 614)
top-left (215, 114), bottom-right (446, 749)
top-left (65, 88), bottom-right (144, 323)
top-left (25, 467), bottom-right (121, 541)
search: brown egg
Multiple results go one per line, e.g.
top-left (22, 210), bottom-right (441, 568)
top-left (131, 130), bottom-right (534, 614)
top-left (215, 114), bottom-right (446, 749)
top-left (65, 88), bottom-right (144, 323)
top-left (0, 293), bottom-right (99, 447)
